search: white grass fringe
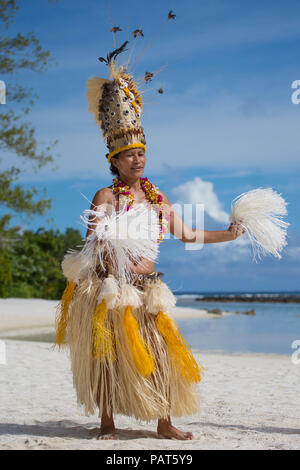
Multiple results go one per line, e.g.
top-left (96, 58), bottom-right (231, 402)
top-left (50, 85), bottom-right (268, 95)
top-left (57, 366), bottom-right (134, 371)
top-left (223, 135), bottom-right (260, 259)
top-left (230, 187), bottom-right (290, 261)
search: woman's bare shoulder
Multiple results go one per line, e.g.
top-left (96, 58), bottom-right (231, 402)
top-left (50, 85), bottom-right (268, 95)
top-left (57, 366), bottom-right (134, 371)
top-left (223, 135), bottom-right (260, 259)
top-left (91, 186), bottom-right (113, 207)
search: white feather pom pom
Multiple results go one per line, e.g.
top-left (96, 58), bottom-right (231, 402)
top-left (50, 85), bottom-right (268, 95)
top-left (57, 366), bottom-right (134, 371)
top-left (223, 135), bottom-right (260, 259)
top-left (61, 250), bottom-right (84, 283)
top-left (118, 284), bottom-right (143, 310)
top-left (97, 275), bottom-right (119, 309)
top-left (145, 281), bottom-right (177, 314)
top-left (230, 187), bottom-right (290, 261)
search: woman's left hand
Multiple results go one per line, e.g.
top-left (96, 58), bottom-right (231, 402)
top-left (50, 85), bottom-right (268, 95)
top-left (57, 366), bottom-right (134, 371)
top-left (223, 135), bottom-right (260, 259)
top-left (228, 222), bottom-right (246, 240)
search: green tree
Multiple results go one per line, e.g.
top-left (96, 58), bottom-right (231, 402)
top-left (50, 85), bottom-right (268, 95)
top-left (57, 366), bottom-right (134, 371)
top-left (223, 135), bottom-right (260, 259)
top-left (0, 214), bottom-right (20, 296)
top-left (5, 227), bottom-right (83, 299)
top-left (0, 0), bottom-right (58, 220)
top-left (0, 0), bottom-right (60, 296)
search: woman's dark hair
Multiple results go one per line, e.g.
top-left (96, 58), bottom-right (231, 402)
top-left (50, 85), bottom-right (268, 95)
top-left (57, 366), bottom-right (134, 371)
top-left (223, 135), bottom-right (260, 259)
top-left (109, 153), bottom-right (120, 176)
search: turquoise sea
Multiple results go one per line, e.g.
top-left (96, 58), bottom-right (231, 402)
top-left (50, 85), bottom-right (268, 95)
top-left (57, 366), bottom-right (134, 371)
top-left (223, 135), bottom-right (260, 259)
top-left (175, 292), bottom-right (300, 356)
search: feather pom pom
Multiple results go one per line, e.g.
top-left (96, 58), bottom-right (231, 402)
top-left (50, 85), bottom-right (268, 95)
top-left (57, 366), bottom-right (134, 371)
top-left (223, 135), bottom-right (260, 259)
top-left (118, 283), bottom-right (143, 310)
top-left (145, 280), bottom-right (176, 314)
top-left (230, 187), bottom-right (289, 261)
top-left (61, 250), bottom-right (85, 283)
top-left (97, 274), bottom-right (119, 309)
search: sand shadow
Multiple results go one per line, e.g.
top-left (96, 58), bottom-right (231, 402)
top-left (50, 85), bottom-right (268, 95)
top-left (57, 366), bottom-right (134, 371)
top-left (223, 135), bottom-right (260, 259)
top-left (188, 421), bottom-right (300, 435)
top-left (0, 420), bottom-right (161, 441)
top-left (96, 428), bottom-right (161, 440)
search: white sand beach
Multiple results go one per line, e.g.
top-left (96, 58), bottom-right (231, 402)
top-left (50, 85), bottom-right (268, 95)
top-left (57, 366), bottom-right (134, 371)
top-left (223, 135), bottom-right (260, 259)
top-left (0, 299), bottom-right (299, 450)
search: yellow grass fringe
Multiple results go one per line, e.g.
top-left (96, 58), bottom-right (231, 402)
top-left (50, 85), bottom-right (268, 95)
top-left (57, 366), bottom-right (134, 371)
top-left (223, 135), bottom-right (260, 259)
top-left (92, 299), bottom-right (116, 361)
top-left (123, 305), bottom-right (155, 376)
top-left (155, 311), bottom-right (205, 384)
top-left (55, 280), bottom-right (76, 347)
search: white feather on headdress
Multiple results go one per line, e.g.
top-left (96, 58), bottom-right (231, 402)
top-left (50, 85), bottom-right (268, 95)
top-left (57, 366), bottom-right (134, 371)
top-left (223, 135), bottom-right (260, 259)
top-left (230, 187), bottom-right (289, 261)
top-left (86, 76), bottom-right (111, 129)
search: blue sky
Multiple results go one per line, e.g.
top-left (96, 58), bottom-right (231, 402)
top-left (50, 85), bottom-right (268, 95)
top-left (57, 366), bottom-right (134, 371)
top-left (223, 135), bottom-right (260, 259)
top-left (3, 0), bottom-right (300, 292)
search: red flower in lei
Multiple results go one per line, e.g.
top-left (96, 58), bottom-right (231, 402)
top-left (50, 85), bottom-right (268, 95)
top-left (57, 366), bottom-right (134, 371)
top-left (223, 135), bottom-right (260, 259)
top-left (112, 176), bottom-right (168, 243)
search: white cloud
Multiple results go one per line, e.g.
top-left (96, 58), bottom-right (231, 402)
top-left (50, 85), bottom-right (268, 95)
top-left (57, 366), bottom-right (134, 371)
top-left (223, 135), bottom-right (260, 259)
top-left (286, 246), bottom-right (300, 259)
top-left (171, 176), bottom-right (230, 224)
top-left (166, 174), bottom-right (260, 263)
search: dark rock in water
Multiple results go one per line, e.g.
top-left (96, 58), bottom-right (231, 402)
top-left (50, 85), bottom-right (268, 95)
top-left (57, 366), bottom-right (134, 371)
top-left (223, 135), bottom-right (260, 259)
top-left (207, 308), bottom-right (222, 315)
top-left (244, 309), bottom-right (256, 315)
top-left (234, 309), bottom-right (256, 315)
top-left (195, 295), bottom-right (300, 303)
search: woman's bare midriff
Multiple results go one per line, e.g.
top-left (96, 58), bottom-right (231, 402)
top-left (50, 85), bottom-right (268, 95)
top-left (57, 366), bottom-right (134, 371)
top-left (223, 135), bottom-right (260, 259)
top-left (129, 258), bottom-right (155, 275)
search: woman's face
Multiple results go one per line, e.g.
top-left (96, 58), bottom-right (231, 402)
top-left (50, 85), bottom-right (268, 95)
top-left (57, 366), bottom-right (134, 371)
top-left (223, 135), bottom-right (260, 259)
top-left (112, 147), bottom-right (146, 179)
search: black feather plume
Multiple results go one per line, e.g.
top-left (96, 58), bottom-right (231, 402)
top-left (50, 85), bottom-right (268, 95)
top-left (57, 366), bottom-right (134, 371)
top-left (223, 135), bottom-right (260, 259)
top-left (98, 41), bottom-right (129, 65)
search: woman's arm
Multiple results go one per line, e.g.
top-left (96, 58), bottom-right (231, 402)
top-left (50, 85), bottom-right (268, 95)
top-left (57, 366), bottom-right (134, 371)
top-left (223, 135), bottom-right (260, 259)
top-left (158, 191), bottom-right (245, 244)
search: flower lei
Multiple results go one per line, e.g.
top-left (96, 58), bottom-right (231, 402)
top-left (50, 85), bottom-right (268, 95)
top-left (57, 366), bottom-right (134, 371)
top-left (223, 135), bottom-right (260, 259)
top-left (112, 176), bottom-right (169, 243)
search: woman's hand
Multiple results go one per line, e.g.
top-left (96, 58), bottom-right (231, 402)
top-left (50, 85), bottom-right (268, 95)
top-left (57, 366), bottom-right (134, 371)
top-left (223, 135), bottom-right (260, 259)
top-left (227, 222), bottom-right (246, 240)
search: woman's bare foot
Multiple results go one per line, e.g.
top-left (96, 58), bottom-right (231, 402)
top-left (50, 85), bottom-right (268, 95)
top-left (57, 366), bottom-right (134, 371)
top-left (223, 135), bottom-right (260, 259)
top-left (157, 419), bottom-right (194, 440)
top-left (97, 426), bottom-right (119, 440)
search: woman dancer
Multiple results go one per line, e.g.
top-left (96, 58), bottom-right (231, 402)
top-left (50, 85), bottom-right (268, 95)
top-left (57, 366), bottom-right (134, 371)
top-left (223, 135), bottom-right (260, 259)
top-left (55, 59), bottom-right (244, 441)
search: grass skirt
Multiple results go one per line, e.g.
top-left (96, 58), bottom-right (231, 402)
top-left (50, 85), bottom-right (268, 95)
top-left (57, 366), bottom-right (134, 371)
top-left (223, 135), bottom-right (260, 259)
top-left (66, 270), bottom-right (203, 421)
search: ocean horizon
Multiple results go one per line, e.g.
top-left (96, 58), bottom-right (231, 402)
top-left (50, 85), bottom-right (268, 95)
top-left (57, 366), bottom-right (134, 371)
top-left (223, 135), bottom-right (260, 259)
top-left (175, 291), bottom-right (300, 297)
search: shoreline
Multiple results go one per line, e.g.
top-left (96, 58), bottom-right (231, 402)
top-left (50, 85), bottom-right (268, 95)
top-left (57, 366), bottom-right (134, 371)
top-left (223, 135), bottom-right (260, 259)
top-left (0, 297), bottom-right (234, 334)
top-left (1, 336), bottom-right (291, 360)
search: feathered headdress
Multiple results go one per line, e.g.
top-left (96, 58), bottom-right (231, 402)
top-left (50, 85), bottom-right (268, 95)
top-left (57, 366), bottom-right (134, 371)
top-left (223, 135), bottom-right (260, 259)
top-left (86, 11), bottom-right (176, 163)
top-left (86, 41), bottom-right (146, 163)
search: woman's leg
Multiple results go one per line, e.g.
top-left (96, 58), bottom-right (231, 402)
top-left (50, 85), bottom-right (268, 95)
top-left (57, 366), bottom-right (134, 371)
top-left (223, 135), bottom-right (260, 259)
top-left (96, 368), bottom-right (118, 440)
top-left (144, 313), bottom-right (194, 440)
top-left (98, 401), bottom-right (117, 440)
